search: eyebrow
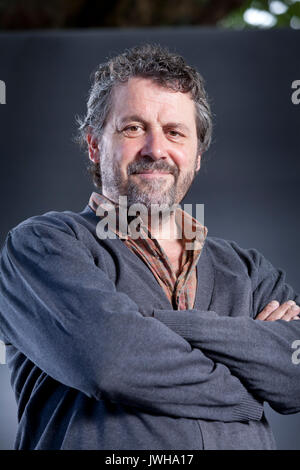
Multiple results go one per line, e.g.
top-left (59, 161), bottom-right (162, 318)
top-left (117, 115), bottom-right (190, 134)
top-left (118, 115), bottom-right (147, 128)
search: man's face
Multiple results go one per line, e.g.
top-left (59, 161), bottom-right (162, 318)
top-left (88, 77), bottom-right (201, 209)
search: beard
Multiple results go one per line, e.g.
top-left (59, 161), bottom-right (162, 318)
top-left (100, 153), bottom-right (198, 210)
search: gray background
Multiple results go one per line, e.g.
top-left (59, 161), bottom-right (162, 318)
top-left (0, 28), bottom-right (299, 449)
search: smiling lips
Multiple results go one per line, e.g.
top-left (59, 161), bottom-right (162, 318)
top-left (132, 170), bottom-right (172, 178)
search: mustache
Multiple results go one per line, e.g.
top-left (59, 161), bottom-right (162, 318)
top-left (128, 159), bottom-right (178, 177)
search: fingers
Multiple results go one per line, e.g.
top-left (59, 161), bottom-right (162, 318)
top-left (267, 301), bottom-right (300, 321)
top-left (256, 300), bottom-right (300, 322)
top-left (256, 300), bottom-right (280, 321)
top-left (281, 304), bottom-right (300, 322)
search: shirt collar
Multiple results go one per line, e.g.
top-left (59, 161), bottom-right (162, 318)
top-left (88, 192), bottom-right (208, 250)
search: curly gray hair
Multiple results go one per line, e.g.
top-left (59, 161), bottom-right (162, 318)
top-left (77, 43), bottom-right (212, 189)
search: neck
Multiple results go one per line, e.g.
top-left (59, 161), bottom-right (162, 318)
top-left (101, 191), bottom-right (182, 243)
top-left (141, 209), bottom-right (180, 242)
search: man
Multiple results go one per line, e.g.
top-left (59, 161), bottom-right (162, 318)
top-left (0, 44), bottom-right (300, 450)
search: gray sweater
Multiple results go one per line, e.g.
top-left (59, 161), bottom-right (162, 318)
top-left (0, 204), bottom-right (299, 449)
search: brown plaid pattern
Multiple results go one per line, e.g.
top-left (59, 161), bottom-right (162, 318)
top-left (89, 192), bottom-right (207, 310)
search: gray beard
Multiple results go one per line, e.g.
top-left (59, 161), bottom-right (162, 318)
top-left (100, 156), bottom-right (197, 209)
top-left (126, 177), bottom-right (177, 208)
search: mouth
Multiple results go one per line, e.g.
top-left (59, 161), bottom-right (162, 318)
top-left (132, 171), bottom-right (172, 178)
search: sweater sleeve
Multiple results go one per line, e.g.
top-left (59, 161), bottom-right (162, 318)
top-left (153, 245), bottom-right (300, 415)
top-left (0, 222), bottom-right (263, 422)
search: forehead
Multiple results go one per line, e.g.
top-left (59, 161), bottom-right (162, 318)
top-left (110, 77), bottom-right (196, 124)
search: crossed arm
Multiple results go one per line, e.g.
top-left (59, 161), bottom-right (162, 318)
top-left (0, 222), bottom-right (262, 422)
top-left (0, 222), bottom-right (298, 421)
top-left (154, 245), bottom-right (300, 415)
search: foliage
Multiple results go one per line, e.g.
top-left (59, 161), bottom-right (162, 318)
top-left (0, 0), bottom-right (299, 29)
top-left (221, 0), bottom-right (300, 29)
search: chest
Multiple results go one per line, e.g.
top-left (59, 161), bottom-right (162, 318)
top-left (158, 239), bottom-right (184, 277)
top-left (98, 238), bottom-right (254, 319)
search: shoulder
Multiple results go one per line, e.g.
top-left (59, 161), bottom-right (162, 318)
top-left (0, 206), bottom-right (103, 273)
top-left (7, 205), bottom-right (96, 240)
top-left (204, 235), bottom-right (270, 278)
top-left (205, 235), bottom-right (259, 260)
top-left (1, 206), bottom-right (99, 259)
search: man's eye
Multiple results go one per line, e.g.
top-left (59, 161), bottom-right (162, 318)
top-left (168, 130), bottom-right (182, 138)
top-left (123, 125), bottom-right (142, 135)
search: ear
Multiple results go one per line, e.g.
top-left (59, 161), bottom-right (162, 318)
top-left (87, 133), bottom-right (100, 163)
top-left (195, 154), bottom-right (201, 173)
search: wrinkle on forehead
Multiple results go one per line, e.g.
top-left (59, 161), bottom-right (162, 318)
top-left (110, 77), bottom-right (197, 132)
top-left (114, 77), bottom-right (189, 106)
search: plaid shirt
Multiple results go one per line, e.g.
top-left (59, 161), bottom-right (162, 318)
top-left (89, 192), bottom-right (208, 310)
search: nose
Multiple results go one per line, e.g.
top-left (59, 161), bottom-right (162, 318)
top-left (140, 129), bottom-right (167, 160)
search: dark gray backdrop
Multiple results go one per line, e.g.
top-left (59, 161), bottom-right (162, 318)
top-left (0, 28), bottom-right (299, 449)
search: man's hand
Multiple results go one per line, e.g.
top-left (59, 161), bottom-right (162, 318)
top-left (256, 300), bottom-right (300, 321)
